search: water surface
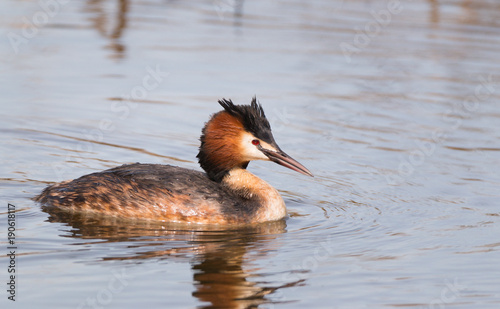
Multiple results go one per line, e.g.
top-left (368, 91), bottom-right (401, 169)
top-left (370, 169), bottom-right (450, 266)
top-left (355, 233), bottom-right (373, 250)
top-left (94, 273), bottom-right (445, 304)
top-left (1, 0), bottom-right (500, 308)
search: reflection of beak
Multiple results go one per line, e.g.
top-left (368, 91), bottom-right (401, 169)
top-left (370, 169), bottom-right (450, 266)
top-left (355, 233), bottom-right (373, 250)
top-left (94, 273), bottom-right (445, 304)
top-left (259, 146), bottom-right (314, 177)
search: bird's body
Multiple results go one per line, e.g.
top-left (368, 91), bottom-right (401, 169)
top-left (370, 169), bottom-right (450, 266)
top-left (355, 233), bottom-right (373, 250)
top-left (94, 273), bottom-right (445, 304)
top-left (37, 163), bottom-right (285, 224)
top-left (36, 98), bottom-right (312, 225)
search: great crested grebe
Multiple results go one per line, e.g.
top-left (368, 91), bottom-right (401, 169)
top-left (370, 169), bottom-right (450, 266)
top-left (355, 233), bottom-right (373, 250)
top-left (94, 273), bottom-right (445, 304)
top-left (36, 98), bottom-right (313, 224)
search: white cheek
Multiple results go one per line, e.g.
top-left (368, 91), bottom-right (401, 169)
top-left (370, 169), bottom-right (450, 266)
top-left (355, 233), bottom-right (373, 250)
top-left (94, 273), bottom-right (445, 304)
top-left (244, 144), bottom-right (269, 161)
top-left (240, 133), bottom-right (271, 161)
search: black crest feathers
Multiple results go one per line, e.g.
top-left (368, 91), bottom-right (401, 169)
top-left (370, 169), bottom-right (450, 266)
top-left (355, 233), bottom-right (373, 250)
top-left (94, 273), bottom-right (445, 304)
top-left (217, 97), bottom-right (274, 144)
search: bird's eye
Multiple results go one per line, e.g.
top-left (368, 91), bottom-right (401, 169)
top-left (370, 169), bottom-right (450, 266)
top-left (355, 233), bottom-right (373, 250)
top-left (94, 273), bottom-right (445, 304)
top-left (252, 139), bottom-right (260, 146)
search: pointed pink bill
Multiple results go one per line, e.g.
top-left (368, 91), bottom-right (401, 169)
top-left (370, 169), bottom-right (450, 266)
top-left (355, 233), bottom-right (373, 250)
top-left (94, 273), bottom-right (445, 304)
top-left (261, 148), bottom-right (313, 177)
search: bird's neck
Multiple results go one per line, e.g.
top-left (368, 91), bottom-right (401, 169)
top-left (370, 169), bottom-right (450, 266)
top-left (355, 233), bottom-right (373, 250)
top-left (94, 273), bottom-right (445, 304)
top-left (222, 168), bottom-right (286, 222)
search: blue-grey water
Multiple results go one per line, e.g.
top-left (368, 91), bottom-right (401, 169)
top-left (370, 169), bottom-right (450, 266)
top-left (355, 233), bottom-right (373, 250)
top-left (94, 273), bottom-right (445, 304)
top-left (1, 0), bottom-right (500, 308)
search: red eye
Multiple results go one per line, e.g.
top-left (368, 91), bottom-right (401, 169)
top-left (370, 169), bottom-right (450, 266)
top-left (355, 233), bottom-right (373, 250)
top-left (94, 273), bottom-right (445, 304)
top-left (252, 139), bottom-right (260, 146)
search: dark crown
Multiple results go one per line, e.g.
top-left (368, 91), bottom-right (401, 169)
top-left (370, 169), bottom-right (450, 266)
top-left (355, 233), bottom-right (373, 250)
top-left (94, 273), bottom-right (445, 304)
top-left (218, 97), bottom-right (274, 144)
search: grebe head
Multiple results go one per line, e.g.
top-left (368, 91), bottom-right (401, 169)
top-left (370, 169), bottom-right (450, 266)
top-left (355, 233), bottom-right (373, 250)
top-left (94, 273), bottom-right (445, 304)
top-left (197, 97), bottom-right (313, 182)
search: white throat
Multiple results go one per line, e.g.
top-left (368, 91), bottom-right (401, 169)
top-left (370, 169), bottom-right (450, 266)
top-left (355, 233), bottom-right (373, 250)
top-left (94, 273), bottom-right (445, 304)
top-left (222, 168), bottom-right (287, 222)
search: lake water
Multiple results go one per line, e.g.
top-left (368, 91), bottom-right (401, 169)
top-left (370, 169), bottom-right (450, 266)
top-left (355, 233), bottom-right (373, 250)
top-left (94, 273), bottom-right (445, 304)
top-left (1, 0), bottom-right (500, 308)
